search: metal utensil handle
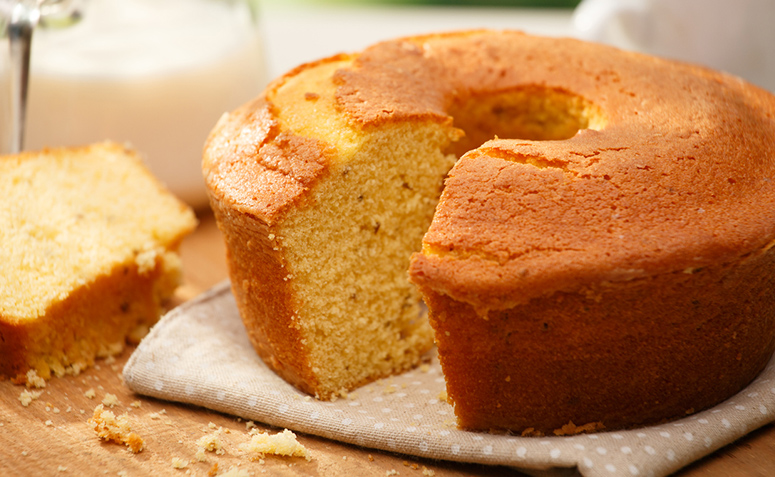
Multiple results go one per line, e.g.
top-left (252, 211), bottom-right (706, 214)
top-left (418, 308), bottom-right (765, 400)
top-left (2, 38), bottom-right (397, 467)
top-left (7, 0), bottom-right (40, 154)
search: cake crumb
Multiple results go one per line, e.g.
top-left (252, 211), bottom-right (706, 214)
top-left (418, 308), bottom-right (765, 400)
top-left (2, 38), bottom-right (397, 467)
top-left (171, 457), bottom-right (189, 469)
top-left (386, 470), bottom-right (400, 476)
top-left (217, 466), bottom-right (250, 477)
top-left (421, 467), bottom-right (436, 476)
top-left (197, 428), bottom-right (225, 455)
top-left (102, 393), bottom-right (119, 408)
top-left (553, 421), bottom-right (605, 436)
top-left (45, 420), bottom-right (54, 426)
top-left (19, 389), bottom-right (43, 407)
top-left (239, 429), bottom-right (310, 461)
top-left (437, 390), bottom-right (448, 402)
top-left (25, 370), bottom-right (47, 388)
top-left (130, 401), bottom-right (142, 408)
top-left (84, 388), bottom-right (96, 399)
top-left (195, 448), bottom-right (208, 462)
top-left (88, 404), bottom-right (145, 453)
top-left (57, 465), bottom-right (67, 472)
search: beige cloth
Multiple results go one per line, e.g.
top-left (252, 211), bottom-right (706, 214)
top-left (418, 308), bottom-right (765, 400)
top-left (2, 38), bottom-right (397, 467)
top-left (124, 282), bottom-right (775, 477)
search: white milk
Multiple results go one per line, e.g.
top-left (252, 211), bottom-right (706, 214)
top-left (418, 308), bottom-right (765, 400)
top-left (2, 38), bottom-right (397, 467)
top-left (23, 0), bottom-right (266, 207)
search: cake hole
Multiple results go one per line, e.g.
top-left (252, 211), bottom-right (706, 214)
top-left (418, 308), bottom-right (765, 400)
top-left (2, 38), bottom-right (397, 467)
top-left (446, 86), bottom-right (606, 157)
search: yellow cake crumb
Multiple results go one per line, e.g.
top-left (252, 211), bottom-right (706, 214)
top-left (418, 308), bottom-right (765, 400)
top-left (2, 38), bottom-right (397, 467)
top-left (88, 404), bottom-right (145, 453)
top-left (102, 393), bottom-right (119, 408)
top-left (25, 370), bottom-right (47, 388)
top-left (84, 388), bottom-right (96, 399)
top-left (19, 389), bottom-right (43, 407)
top-left (196, 448), bottom-right (208, 462)
top-left (217, 466), bottom-right (250, 477)
top-left (197, 428), bottom-right (225, 455)
top-left (171, 457), bottom-right (189, 469)
top-left (239, 429), bottom-right (310, 461)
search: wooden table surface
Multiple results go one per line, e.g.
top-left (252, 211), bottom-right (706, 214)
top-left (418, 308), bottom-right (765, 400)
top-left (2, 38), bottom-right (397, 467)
top-left (2, 210), bottom-right (774, 476)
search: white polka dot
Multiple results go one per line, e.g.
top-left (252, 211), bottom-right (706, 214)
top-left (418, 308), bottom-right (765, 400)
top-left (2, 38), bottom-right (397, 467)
top-left (621, 446), bottom-right (632, 455)
top-left (438, 430), bottom-right (450, 436)
top-left (550, 448), bottom-right (561, 459)
top-left (473, 435), bottom-right (484, 441)
top-left (451, 444), bottom-right (460, 455)
top-left (761, 405), bottom-right (768, 414)
top-left (404, 403), bottom-right (415, 409)
top-left (659, 431), bottom-right (671, 438)
top-left (406, 427), bottom-right (417, 433)
top-left (735, 405), bottom-right (746, 411)
top-left (483, 445), bottom-right (494, 456)
top-left (605, 464), bottom-right (617, 472)
top-left (704, 436), bottom-right (713, 448)
top-left (419, 389), bottom-right (430, 394)
top-left (396, 393), bottom-right (408, 398)
top-left (629, 464), bottom-right (640, 475)
top-left (667, 449), bottom-right (676, 461)
top-left (645, 446), bottom-right (656, 455)
top-left (698, 418), bottom-right (709, 424)
top-left (573, 444), bottom-right (585, 451)
top-left (185, 384), bottom-right (195, 396)
top-left (587, 434), bottom-right (600, 439)
top-left (516, 447), bottom-right (527, 459)
top-left (348, 401), bottom-right (360, 407)
top-left (310, 411), bottom-right (320, 420)
top-left (722, 418), bottom-right (731, 428)
top-left (583, 457), bottom-right (594, 468)
top-left (596, 447), bottom-right (607, 455)
top-left (216, 390), bottom-right (225, 401)
top-left (684, 432), bottom-right (694, 441)
top-left (437, 410), bottom-right (448, 415)
top-left (770, 387), bottom-right (775, 394)
top-left (612, 433), bottom-right (624, 439)
top-left (636, 432), bottom-right (647, 438)
top-left (382, 408), bottom-right (392, 413)
top-left (278, 404), bottom-right (289, 413)
top-left (419, 441), bottom-right (429, 452)
top-left (374, 422), bottom-right (384, 429)
top-left (413, 414), bottom-right (423, 420)
top-left (387, 439), bottom-right (396, 449)
top-left (373, 396), bottom-right (384, 402)
top-left (154, 380), bottom-right (164, 391)
top-left (748, 392), bottom-right (759, 398)
top-left (341, 418), bottom-right (353, 426)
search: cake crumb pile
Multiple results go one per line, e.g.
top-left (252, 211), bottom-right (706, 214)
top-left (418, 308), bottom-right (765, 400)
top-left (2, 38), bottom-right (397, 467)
top-left (88, 404), bottom-right (145, 453)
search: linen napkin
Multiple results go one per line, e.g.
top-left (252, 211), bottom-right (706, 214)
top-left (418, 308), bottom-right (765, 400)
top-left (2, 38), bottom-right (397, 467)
top-left (124, 281), bottom-right (775, 477)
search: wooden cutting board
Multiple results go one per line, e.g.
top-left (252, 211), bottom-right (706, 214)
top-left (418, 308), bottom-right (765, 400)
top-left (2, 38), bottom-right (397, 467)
top-left (1, 211), bottom-right (773, 476)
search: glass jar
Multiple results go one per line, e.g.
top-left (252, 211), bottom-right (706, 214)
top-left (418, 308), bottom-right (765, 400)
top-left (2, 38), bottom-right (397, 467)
top-left (2, 0), bottom-right (266, 207)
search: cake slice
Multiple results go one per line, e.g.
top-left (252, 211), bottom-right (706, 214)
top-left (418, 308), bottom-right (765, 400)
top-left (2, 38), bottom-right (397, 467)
top-left (0, 142), bottom-right (197, 382)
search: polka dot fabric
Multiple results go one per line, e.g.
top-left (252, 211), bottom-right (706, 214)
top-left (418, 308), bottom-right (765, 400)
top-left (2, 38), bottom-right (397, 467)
top-left (124, 282), bottom-right (775, 477)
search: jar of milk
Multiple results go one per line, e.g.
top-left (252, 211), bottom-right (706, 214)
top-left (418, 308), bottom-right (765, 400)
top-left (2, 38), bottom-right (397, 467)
top-left (1, 0), bottom-right (266, 208)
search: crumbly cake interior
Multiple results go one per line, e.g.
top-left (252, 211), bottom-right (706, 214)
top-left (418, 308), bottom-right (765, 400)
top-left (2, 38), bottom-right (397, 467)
top-left (265, 57), bottom-right (605, 397)
top-left (269, 60), bottom-right (457, 395)
top-left (0, 143), bottom-right (197, 380)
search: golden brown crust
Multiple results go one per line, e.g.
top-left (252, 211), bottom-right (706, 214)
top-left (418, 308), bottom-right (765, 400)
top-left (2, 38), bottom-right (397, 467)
top-left (208, 196), bottom-right (320, 395)
top-left (202, 95), bottom-right (332, 224)
top-left (421, 243), bottom-right (775, 434)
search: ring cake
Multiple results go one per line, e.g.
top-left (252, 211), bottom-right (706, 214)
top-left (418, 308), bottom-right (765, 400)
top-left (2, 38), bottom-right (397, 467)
top-left (203, 30), bottom-right (775, 433)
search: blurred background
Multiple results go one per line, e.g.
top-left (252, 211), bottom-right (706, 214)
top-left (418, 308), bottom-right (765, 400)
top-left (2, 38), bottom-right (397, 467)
top-left (2, 0), bottom-right (772, 209)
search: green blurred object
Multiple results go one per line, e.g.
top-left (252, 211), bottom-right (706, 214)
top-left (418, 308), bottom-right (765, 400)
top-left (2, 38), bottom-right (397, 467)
top-left (272, 0), bottom-right (581, 7)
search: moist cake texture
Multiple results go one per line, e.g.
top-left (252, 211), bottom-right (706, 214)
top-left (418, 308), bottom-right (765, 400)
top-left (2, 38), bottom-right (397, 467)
top-left (1, 142), bottom-right (197, 382)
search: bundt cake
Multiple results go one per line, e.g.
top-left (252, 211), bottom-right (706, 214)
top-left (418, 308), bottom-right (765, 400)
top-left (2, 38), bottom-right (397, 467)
top-left (0, 142), bottom-right (197, 382)
top-left (203, 30), bottom-right (775, 433)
